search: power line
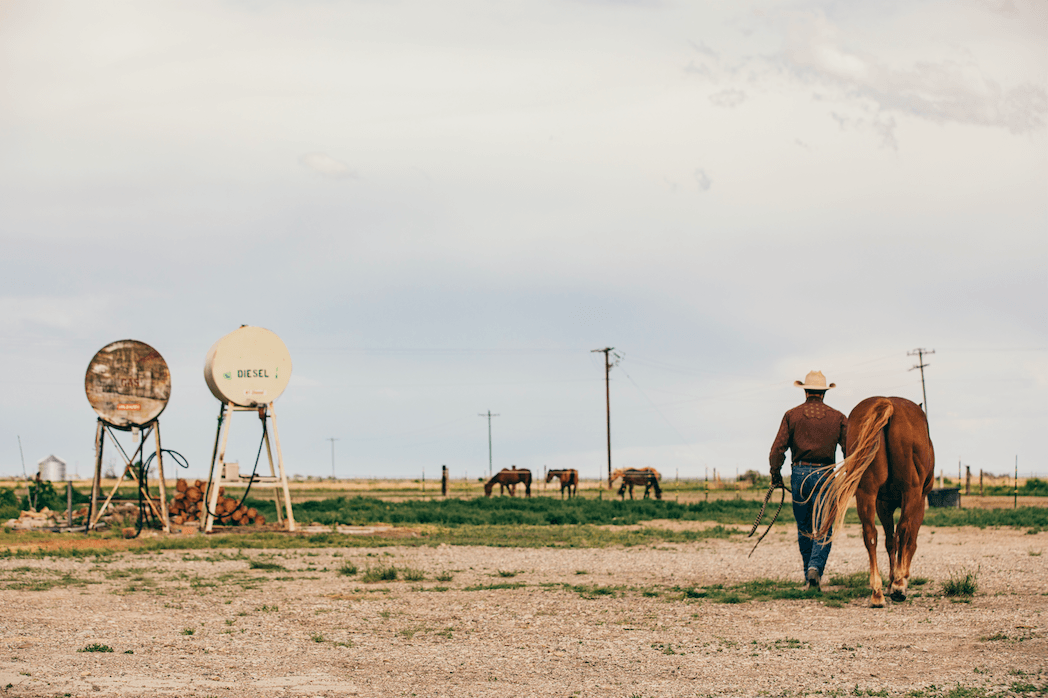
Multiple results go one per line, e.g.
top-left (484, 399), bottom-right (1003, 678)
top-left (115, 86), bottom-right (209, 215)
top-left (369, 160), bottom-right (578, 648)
top-left (343, 416), bottom-right (470, 442)
top-left (619, 366), bottom-right (697, 452)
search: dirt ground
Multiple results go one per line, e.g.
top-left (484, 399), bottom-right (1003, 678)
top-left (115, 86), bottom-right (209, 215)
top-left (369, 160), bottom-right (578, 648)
top-left (0, 524), bottom-right (1044, 698)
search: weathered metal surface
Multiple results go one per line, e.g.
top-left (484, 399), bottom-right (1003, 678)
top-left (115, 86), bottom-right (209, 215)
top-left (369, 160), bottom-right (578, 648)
top-left (203, 326), bottom-right (292, 407)
top-left (85, 340), bottom-right (171, 428)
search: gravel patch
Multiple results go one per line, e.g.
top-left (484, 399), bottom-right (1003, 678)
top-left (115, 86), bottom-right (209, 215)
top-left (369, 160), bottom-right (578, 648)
top-left (0, 525), bottom-right (1044, 697)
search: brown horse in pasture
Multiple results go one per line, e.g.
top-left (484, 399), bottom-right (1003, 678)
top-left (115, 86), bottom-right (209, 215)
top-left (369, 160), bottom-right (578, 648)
top-left (546, 469), bottom-right (579, 498)
top-left (610, 467), bottom-right (661, 485)
top-left (812, 397), bottom-right (934, 607)
top-left (612, 469), bottom-right (662, 500)
top-left (484, 468), bottom-right (532, 498)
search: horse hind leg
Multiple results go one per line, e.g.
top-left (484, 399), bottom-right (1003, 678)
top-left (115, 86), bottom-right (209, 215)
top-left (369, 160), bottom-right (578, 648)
top-left (890, 487), bottom-right (927, 602)
top-left (858, 495), bottom-right (885, 607)
top-left (875, 498), bottom-right (899, 601)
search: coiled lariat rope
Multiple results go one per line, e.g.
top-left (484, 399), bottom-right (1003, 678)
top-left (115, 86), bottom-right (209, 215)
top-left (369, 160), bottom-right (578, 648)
top-left (747, 482), bottom-right (788, 558)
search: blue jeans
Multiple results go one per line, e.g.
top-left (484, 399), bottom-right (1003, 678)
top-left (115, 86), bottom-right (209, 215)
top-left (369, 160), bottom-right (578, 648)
top-left (791, 464), bottom-right (832, 575)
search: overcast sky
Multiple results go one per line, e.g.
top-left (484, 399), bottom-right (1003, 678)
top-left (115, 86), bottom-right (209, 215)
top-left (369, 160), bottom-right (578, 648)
top-left (1, 0), bottom-right (1045, 483)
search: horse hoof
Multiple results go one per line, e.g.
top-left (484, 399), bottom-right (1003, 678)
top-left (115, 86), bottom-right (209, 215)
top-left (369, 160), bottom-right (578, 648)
top-left (890, 589), bottom-right (907, 602)
top-left (870, 592), bottom-right (885, 608)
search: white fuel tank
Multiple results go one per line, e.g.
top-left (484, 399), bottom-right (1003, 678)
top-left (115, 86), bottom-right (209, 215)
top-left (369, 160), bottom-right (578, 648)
top-left (85, 340), bottom-right (171, 428)
top-left (204, 326), bottom-right (292, 407)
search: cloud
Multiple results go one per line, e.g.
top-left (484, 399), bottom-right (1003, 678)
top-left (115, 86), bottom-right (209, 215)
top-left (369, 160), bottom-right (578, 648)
top-left (709, 88), bottom-right (746, 108)
top-left (829, 111), bottom-right (898, 150)
top-left (694, 169), bottom-right (711, 192)
top-left (780, 11), bottom-right (1047, 134)
top-left (299, 153), bottom-right (357, 179)
top-left (688, 39), bottom-right (718, 59)
top-left (0, 295), bottom-right (111, 333)
top-left (872, 115), bottom-right (897, 151)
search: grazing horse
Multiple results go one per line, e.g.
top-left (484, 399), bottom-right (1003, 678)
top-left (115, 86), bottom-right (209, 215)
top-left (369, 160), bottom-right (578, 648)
top-left (612, 469), bottom-right (662, 500)
top-left (610, 467), bottom-right (661, 485)
top-left (484, 468), bottom-right (532, 498)
top-left (546, 469), bottom-right (579, 498)
top-left (812, 397), bottom-right (934, 607)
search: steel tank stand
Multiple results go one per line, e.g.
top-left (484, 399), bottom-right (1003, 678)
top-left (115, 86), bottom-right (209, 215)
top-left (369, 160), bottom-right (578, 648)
top-left (88, 418), bottom-right (170, 533)
top-left (203, 401), bottom-right (295, 534)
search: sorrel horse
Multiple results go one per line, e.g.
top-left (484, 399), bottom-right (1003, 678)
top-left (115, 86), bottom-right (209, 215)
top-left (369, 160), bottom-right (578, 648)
top-left (812, 397), bottom-right (934, 607)
top-left (484, 468), bottom-right (532, 498)
top-left (610, 467), bottom-right (661, 485)
top-left (546, 469), bottom-right (579, 498)
top-left (611, 468), bottom-right (662, 500)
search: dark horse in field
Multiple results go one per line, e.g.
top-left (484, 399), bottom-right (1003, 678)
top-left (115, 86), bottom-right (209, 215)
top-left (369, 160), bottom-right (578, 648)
top-left (813, 397), bottom-right (934, 607)
top-left (611, 468), bottom-right (662, 500)
top-left (484, 468), bottom-right (532, 498)
top-left (546, 469), bottom-right (579, 498)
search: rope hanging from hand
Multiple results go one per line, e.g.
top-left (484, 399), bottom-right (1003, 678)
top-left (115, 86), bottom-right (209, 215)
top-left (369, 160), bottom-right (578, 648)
top-left (746, 482), bottom-right (788, 558)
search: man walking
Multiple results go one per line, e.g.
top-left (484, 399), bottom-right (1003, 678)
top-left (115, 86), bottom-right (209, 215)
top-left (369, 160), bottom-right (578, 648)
top-left (769, 370), bottom-right (847, 590)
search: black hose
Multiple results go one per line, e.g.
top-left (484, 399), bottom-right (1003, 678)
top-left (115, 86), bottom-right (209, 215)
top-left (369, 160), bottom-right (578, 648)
top-left (201, 419), bottom-right (267, 525)
top-left (131, 449), bottom-right (190, 538)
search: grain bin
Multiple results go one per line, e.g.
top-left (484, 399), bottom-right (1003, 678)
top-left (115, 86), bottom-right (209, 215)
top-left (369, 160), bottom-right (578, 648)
top-left (204, 326), bottom-right (292, 407)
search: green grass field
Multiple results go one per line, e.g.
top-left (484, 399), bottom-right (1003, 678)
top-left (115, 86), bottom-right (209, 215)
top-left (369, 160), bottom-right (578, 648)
top-left (1, 491), bottom-right (1045, 557)
top-left (244, 494), bottom-right (1048, 530)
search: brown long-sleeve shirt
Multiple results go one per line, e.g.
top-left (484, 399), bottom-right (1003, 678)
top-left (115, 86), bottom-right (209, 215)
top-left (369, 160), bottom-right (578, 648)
top-left (769, 395), bottom-right (847, 469)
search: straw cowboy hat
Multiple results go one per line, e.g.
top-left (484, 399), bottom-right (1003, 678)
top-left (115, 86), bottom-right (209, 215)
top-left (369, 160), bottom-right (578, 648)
top-left (794, 370), bottom-right (835, 391)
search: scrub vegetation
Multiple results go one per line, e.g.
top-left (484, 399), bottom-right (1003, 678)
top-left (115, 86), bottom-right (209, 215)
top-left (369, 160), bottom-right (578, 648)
top-left (222, 494), bottom-right (1048, 531)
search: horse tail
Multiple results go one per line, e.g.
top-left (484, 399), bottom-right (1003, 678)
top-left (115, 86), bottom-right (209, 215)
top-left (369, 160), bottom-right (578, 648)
top-left (812, 398), bottom-right (894, 543)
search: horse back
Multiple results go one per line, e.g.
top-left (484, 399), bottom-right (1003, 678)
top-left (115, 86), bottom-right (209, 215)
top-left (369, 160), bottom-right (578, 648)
top-left (885, 397), bottom-right (934, 496)
top-left (506, 468), bottom-right (531, 484)
top-left (848, 396), bottom-right (934, 501)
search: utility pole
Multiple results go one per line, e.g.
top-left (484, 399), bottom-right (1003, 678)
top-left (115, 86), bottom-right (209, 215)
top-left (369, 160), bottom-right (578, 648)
top-left (18, 435), bottom-right (34, 510)
top-left (479, 410), bottom-right (499, 478)
top-left (908, 348), bottom-right (935, 419)
top-left (326, 438), bottom-right (339, 479)
top-left (592, 347), bottom-right (618, 487)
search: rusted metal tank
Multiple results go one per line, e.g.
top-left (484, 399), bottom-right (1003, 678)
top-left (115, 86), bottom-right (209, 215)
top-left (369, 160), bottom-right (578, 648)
top-left (203, 326), bottom-right (292, 407)
top-left (85, 340), bottom-right (171, 428)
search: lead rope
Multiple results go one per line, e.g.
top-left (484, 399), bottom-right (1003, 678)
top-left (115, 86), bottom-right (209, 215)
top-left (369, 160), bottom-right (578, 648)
top-left (747, 483), bottom-right (788, 558)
